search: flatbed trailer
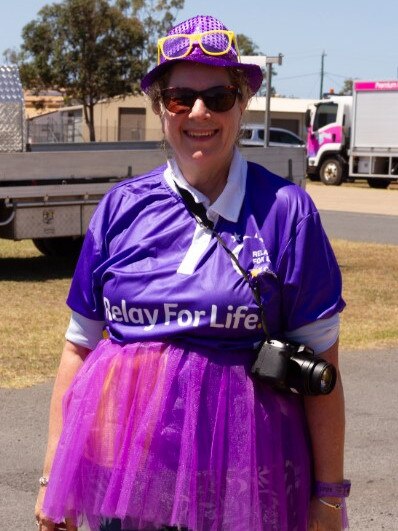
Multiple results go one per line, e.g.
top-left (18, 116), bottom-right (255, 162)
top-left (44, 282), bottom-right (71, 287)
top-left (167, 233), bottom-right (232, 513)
top-left (0, 145), bottom-right (306, 256)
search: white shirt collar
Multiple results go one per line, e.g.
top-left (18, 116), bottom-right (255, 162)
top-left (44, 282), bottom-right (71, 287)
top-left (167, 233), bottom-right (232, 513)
top-left (164, 148), bottom-right (247, 223)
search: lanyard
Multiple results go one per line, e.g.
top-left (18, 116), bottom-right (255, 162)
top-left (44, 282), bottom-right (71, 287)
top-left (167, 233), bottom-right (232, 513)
top-left (175, 184), bottom-right (270, 340)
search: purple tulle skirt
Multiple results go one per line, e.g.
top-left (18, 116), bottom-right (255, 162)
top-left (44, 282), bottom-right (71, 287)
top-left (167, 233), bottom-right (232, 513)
top-left (43, 340), bottom-right (313, 530)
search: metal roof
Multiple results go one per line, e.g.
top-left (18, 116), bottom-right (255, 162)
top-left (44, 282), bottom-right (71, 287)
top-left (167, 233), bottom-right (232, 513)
top-left (0, 65), bottom-right (24, 103)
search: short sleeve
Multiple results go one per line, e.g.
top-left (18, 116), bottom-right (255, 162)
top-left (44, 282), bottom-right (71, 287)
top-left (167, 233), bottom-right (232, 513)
top-left (277, 210), bottom-right (345, 331)
top-left (66, 226), bottom-right (106, 321)
top-left (65, 311), bottom-right (105, 349)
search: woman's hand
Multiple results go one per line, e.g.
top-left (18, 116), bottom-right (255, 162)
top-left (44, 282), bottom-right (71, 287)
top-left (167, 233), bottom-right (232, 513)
top-left (35, 341), bottom-right (90, 531)
top-left (35, 486), bottom-right (77, 530)
top-left (308, 497), bottom-right (343, 531)
top-left (35, 483), bottom-right (53, 529)
top-left (35, 486), bottom-right (71, 530)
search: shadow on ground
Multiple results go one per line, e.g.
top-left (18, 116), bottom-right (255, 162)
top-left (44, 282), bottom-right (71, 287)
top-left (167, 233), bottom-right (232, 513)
top-left (0, 255), bottom-right (77, 281)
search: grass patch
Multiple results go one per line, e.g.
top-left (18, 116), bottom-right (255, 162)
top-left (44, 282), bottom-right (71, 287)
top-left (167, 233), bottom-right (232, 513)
top-left (333, 239), bottom-right (398, 350)
top-left (0, 240), bottom-right (75, 388)
top-left (0, 238), bottom-right (397, 388)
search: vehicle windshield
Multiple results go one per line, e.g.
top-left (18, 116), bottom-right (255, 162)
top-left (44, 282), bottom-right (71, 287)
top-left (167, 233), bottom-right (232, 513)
top-left (313, 103), bottom-right (338, 131)
top-left (269, 130), bottom-right (303, 145)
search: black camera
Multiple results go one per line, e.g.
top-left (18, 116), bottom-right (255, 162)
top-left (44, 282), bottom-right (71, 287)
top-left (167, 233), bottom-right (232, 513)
top-left (251, 339), bottom-right (337, 396)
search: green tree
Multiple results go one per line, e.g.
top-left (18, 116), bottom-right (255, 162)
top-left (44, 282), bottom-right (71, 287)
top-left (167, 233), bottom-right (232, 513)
top-left (236, 34), bottom-right (261, 56)
top-left (18, 0), bottom-right (145, 141)
top-left (339, 78), bottom-right (353, 95)
top-left (116, 0), bottom-right (184, 70)
top-left (2, 48), bottom-right (19, 65)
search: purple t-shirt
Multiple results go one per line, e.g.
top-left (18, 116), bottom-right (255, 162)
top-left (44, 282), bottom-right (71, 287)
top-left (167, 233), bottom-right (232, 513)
top-left (67, 161), bottom-right (345, 351)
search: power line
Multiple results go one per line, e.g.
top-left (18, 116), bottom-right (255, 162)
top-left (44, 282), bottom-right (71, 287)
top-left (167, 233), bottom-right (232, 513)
top-left (327, 71), bottom-right (352, 79)
top-left (278, 71), bottom-right (352, 82)
top-left (277, 72), bottom-right (319, 81)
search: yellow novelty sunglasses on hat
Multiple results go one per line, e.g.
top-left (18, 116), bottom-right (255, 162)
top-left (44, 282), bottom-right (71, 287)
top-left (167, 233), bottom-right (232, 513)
top-left (157, 29), bottom-right (240, 64)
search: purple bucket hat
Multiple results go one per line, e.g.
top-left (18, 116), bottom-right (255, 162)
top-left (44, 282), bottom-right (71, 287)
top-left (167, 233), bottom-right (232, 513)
top-left (141, 15), bottom-right (263, 94)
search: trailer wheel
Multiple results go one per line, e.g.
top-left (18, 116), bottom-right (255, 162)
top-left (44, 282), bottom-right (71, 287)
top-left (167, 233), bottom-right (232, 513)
top-left (367, 178), bottom-right (391, 189)
top-left (32, 236), bottom-right (83, 258)
top-left (320, 158), bottom-right (343, 186)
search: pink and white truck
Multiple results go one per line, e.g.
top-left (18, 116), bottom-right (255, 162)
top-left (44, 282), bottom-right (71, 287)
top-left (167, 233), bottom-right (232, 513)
top-left (306, 80), bottom-right (398, 188)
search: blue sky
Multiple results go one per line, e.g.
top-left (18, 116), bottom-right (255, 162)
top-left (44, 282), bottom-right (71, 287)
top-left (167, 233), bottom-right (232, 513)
top-left (2, 0), bottom-right (398, 99)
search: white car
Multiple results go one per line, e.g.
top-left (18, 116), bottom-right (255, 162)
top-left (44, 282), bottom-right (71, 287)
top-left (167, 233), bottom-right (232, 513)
top-left (240, 125), bottom-right (305, 147)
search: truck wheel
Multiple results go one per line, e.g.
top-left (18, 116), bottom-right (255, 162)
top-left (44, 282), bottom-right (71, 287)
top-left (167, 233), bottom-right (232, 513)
top-left (367, 178), bottom-right (391, 189)
top-left (320, 158), bottom-right (343, 186)
top-left (32, 236), bottom-right (83, 258)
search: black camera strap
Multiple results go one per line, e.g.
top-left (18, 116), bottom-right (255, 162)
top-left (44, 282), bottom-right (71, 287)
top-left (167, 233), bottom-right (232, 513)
top-left (176, 183), bottom-right (270, 340)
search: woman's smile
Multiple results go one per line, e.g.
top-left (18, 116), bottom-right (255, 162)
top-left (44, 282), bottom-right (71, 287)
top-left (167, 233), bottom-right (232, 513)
top-left (184, 128), bottom-right (219, 140)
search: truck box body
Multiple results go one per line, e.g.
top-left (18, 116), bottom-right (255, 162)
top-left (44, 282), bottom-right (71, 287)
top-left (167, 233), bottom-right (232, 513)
top-left (351, 81), bottom-right (398, 150)
top-left (349, 81), bottom-right (398, 181)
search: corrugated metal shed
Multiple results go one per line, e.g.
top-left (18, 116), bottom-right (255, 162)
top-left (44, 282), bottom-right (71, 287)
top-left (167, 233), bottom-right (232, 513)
top-left (0, 65), bottom-right (26, 151)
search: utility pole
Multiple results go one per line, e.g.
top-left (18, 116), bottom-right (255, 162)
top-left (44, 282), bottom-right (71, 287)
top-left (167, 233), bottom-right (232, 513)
top-left (264, 54), bottom-right (283, 147)
top-left (240, 53), bottom-right (283, 147)
top-left (320, 51), bottom-right (326, 98)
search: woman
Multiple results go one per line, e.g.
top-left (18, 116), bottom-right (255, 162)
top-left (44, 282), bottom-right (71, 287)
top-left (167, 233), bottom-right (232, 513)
top-left (36, 15), bottom-right (349, 531)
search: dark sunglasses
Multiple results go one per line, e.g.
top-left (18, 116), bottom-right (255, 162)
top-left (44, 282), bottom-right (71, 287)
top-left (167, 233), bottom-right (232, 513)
top-left (160, 85), bottom-right (241, 114)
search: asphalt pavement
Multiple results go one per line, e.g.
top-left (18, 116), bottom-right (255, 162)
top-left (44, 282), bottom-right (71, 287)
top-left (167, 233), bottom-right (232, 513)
top-left (1, 182), bottom-right (398, 530)
top-left (307, 182), bottom-right (398, 245)
top-left (319, 210), bottom-right (398, 245)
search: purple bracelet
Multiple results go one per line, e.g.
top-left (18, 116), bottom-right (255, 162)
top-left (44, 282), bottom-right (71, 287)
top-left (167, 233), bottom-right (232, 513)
top-left (314, 479), bottom-right (351, 498)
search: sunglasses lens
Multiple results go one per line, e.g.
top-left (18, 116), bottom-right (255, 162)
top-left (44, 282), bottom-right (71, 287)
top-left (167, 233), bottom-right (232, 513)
top-left (162, 89), bottom-right (195, 114)
top-left (203, 86), bottom-right (237, 112)
top-left (161, 86), bottom-right (238, 114)
top-left (162, 35), bottom-right (191, 60)
top-left (201, 32), bottom-right (231, 54)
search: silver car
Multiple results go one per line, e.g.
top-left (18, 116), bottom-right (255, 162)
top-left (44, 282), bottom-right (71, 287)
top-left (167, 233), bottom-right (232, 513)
top-left (240, 125), bottom-right (305, 147)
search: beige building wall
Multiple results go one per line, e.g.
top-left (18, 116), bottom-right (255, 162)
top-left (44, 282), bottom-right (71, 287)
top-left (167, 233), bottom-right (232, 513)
top-left (82, 94), bottom-right (162, 142)
top-left (76, 94), bottom-right (311, 143)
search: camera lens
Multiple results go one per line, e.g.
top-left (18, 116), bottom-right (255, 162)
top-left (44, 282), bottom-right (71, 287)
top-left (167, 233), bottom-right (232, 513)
top-left (311, 361), bottom-right (337, 395)
top-left (287, 356), bottom-right (337, 395)
top-left (319, 365), bottom-right (337, 394)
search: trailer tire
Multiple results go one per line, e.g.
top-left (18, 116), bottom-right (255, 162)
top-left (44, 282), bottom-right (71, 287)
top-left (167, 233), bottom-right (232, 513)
top-left (320, 158), bottom-right (343, 186)
top-left (32, 236), bottom-right (84, 258)
top-left (367, 178), bottom-right (391, 189)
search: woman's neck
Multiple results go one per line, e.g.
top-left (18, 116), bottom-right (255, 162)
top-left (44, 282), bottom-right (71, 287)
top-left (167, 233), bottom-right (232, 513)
top-left (175, 153), bottom-right (233, 204)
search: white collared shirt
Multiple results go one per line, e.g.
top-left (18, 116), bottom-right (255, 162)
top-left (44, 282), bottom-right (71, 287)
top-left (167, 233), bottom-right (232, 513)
top-left (164, 148), bottom-right (247, 275)
top-left (164, 147), bottom-right (247, 222)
